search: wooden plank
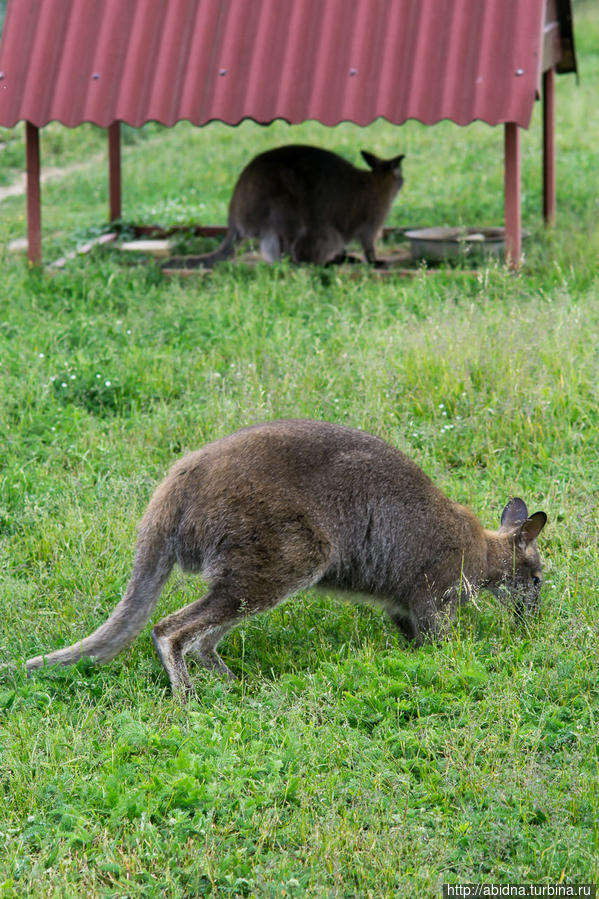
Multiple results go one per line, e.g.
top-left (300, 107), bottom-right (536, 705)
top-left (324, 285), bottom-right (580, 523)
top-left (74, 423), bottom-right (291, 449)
top-left (119, 239), bottom-right (172, 256)
top-left (134, 224), bottom-right (228, 238)
top-left (50, 232), bottom-right (118, 269)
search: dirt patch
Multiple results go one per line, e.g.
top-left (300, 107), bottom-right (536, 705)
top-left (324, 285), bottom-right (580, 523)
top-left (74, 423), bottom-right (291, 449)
top-left (0, 154), bottom-right (103, 202)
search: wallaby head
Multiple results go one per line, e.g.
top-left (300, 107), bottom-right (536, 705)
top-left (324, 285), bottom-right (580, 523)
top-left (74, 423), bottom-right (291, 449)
top-left (25, 420), bottom-right (547, 698)
top-left (484, 497), bottom-right (547, 616)
top-left (194, 145), bottom-right (405, 268)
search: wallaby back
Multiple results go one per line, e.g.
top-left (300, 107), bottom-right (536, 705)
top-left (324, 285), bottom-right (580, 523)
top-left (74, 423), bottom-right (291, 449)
top-left (195, 145), bottom-right (405, 267)
top-left (26, 420), bottom-right (546, 696)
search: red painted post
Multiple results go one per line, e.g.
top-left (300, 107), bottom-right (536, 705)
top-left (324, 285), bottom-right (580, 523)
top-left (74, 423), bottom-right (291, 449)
top-left (543, 67), bottom-right (556, 224)
top-left (25, 121), bottom-right (42, 265)
top-left (504, 122), bottom-right (521, 269)
top-left (108, 121), bottom-right (122, 222)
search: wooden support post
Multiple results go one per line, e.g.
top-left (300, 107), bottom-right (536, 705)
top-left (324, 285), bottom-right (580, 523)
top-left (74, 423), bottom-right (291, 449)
top-left (25, 121), bottom-right (42, 265)
top-left (543, 67), bottom-right (556, 224)
top-left (504, 122), bottom-right (522, 269)
top-left (108, 121), bottom-right (122, 222)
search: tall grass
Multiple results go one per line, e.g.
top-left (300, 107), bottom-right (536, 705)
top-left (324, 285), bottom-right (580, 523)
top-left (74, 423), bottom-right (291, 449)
top-left (0, 4), bottom-right (598, 896)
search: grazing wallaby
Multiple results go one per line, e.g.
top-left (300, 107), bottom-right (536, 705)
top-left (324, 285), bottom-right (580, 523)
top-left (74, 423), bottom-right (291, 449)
top-left (26, 420), bottom-right (547, 696)
top-left (194, 145), bottom-right (405, 266)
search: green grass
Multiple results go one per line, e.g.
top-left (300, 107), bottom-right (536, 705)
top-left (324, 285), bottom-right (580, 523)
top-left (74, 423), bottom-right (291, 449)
top-left (1, 5), bottom-right (598, 896)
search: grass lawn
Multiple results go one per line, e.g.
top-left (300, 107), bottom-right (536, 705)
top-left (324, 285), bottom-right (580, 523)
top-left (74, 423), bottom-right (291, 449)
top-left (0, 4), bottom-right (598, 897)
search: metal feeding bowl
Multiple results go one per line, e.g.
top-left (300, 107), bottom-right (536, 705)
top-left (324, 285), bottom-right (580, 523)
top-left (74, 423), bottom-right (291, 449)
top-left (405, 226), bottom-right (517, 263)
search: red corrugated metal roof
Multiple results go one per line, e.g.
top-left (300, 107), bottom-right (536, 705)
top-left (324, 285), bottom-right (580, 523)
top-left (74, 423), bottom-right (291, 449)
top-left (0, 0), bottom-right (570, 131)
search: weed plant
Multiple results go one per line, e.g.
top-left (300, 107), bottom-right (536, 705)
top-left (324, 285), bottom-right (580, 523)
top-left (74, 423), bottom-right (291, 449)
top-left (0, 4), bottom-right (598, 896)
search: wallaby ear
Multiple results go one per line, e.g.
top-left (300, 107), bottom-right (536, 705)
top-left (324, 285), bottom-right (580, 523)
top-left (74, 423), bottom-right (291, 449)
top-left (518, 511), bottom-right (547, 546)
top-left (500, 497), bottom-right (529, 531)
top-left (361, 150), bottom-right (380, 170)
top-left (389, 153), bottom-right (405, 176)
top-left (361, 151), bottom-right (405, 175)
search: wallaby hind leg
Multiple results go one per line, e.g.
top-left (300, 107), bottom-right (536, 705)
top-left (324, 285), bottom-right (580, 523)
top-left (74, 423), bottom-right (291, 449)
top-left (292, 228), bottom-right (344, 265)
top-left (186, 622), bottom-right (235, 678)
top-left (259, 230), bottom-right (281, 263)
top-left (152, 508), bottom-right (335, 696)
top-left (151, 581), bottom-right (280, 695)
top-left (151, 585), bottom-right (243, 694)
top-left (152, 529), bottom-right (334, 695)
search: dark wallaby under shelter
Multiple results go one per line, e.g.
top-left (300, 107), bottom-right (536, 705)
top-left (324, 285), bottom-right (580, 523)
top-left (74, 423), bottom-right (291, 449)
top-left (0, 0), bottom-right (577, 267)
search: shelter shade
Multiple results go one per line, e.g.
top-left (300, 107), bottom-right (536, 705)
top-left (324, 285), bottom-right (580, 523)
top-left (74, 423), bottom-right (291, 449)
top-left (0, 0), bottom-right (560, 131)
top-left (0, 0), bottom-right (576, 266)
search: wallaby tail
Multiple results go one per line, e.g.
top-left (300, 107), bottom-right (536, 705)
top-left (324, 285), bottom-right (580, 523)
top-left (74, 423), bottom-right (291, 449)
top-left (26, 540), bottom-right (174, 673)
top-left (192, 227), bottom-right (239, 268)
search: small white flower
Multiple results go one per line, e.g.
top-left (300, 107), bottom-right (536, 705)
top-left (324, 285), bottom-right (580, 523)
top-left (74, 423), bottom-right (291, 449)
top-left (70, 374), bottom-right (76, 380)
top-left (104, 380), bottom-right (111, 387)
top-left (61, 382), bottom-right (67, 388)
top-left (38, 352), bottom-right (44, 358)
top-left (96, 373), bottom-right (101, 379)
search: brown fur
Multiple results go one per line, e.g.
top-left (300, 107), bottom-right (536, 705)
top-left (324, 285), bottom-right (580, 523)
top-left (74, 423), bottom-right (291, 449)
top-left (26, 420), bottom-right (547, 696)
top-left (194, 145), bottom-right (405, 267)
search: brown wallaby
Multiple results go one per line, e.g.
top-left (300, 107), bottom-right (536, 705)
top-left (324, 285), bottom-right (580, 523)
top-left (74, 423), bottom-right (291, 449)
top-left (26, 420), bottom-right (547, 697)
top-left (193, 145), bottom-right (405, 267)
